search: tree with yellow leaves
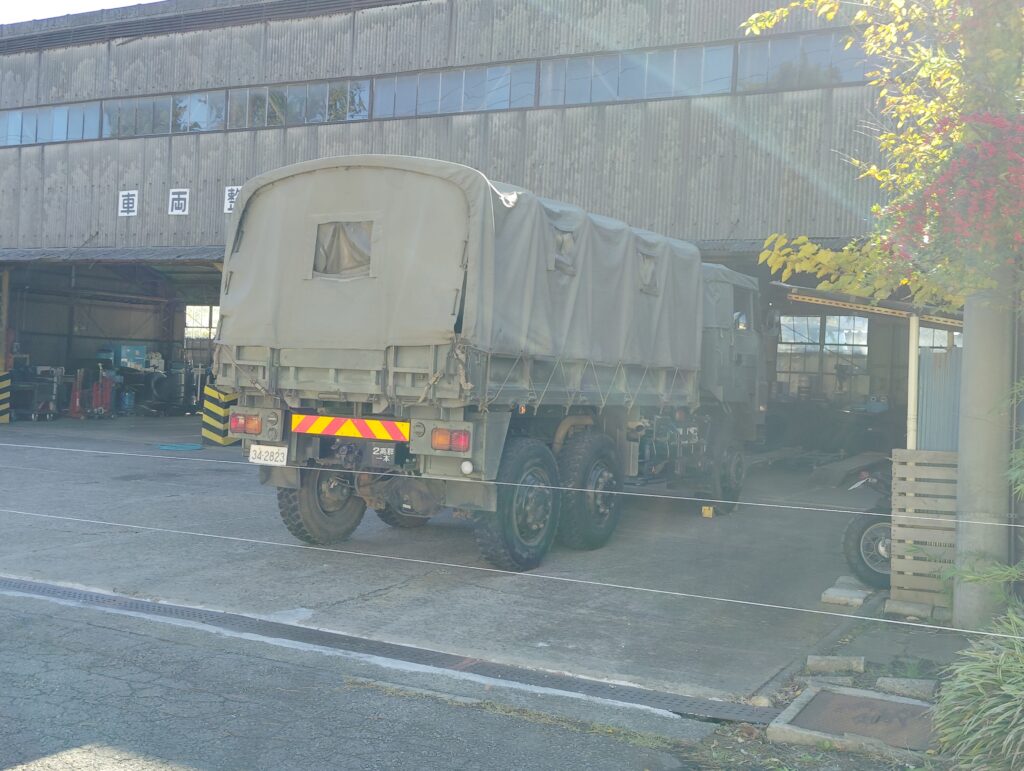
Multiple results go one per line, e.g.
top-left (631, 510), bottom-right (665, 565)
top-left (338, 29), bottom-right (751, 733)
top-left (744, 0), bottom-right (1022, 308)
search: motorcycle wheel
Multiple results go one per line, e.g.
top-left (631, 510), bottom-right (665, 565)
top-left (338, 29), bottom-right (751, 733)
top-left (842, 508), bottom-right (892, 590)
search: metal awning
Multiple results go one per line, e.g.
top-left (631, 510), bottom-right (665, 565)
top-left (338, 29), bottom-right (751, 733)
top-left (773, 281), bottom-right (963, 329)
top-left (0, 246), bottom-right (224, 264)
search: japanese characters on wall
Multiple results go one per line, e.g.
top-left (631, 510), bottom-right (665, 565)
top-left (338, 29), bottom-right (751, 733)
top-left (117, 187), bottom-right (241, 217)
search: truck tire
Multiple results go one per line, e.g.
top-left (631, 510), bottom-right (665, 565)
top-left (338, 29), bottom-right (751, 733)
top-left (842, 508), bottom-right (892, 589)
top-left (715, 446), bottom-right (745, 514)
top-left (277, 469), bottom-right (365, 544)
top-left (473, 437), bottom-right (561, 571)
top-left (375, 506), bottom-right (430, 528)
top-left (696, 407), bottom-right (744, 515)
top-left (556, 432), bottom-right (622, 550)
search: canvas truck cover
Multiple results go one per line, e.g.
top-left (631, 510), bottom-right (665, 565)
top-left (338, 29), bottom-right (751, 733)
top-left (219, 155), bottom-right (703, 372)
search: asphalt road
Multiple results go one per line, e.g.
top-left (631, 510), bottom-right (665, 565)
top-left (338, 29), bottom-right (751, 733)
top-left (0, 416), bottom-right (887, 769)
top-left (0, 594), bottom-right (698, 771)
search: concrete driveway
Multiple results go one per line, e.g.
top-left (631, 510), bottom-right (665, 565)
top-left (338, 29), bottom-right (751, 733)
top-left (0, 417), bottom-right (877, 700)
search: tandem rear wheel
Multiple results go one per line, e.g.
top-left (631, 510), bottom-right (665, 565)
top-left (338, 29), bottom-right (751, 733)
top-left (473, 437), bottom-right (561, 571)
top-left (556, 431), bottom-right (623, 550)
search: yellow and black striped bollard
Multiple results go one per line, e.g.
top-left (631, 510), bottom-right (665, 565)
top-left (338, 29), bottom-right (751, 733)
top-left (201, 384), bottom-right (240, 445)
top-left (0, 371), bottom-right (9, 424)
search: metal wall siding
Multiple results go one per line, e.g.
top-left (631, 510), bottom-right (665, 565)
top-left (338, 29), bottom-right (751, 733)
top-left (0, 53), bottom-right (27, 108)
top-left (223, 129), bottom-right (255, 195)
top-left (197, 132), bottom-right (227, 243)
top-left (227, 23), bottom-right (266, 86)
top-left (412, 116), bottom-right (451, 163)
top-left (90, 141), bottom-right (119, 246)
top-left (0, 153), bottom-right (20, 244)
top-left (173, 31), bottom-right (206, 94)
top-left (0, 87), bottom-right (880, 250)
top-left (110, 39), bottom-right (148, 98)
top-left (41, 144), bottom-right (69, 245)
top-left (251, 125), bottom-right (287, 178)
top-left (282, 125), bottom-right (316, 166)
top-left (0, 0), bottom-right (882, 252)
top-left (168, 133), bottom-right (199, 244)
top-left (351, 5), bottom-right (398, 76)
top-left (15, 146), bottom-right (42, 248)
top-left (115, 139), bottom-right (144, 248)
top-left (393, 3), bottom-right (431, 74)
top-left (415, 1), bottom-right (451, 71)
top-left (263, 18), bottom-right (299, 83)
top-left (64, 142), bottom-right (93, 246)
top-left (450, 0), bottom-right (492, 67)
top-left (491, 0), bottom-right (535, 61)
top-left (198, 28), bottom-right (235, 90)
top-left (318, 14), bottom-right (358, 81)
top-left (0, 1), bottom-right (849, 106)
top-left (519, 110), bottom-right (562, 209)
top-left (141, 35), bottom-right (178, 96)
top-left (486, 110), bottom-right (525, 187)
top-left (37, 49), bottom-right (67, 104)
top-left (830, 86), bottom-right (882, 234)
top-left (141, 138), bottom-right (171, 244)
top-left (70, 46), bottom-right (105, 103)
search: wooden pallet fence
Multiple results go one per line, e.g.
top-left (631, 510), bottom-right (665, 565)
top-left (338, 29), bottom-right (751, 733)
top-left (889, 449), bottom-right (958, 609)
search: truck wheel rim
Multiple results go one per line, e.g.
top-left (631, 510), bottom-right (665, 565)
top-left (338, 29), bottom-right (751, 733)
top-left (860, 522), bottom-right (892, 574)
top-left (316, 472), bottom-right (355, 517)
top-left (513, 466), bottom-right (553, 546)
top-left (586, 462), bottom-right (617, 524)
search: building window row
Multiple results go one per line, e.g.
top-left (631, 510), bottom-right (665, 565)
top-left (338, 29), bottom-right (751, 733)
top-left (0, 31), bottom-right (872, 148)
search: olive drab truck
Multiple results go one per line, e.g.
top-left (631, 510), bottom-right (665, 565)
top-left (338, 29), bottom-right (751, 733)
top-left (215, 155), bottom-right (764, 571)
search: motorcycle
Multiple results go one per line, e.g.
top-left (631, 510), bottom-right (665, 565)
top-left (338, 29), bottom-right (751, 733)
top-left (842, 461), bottom-right (893, 589)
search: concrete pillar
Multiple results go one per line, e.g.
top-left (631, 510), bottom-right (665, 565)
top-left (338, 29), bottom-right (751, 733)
top-left (906, 314), bottom-right (919, 450)
top-left (953, 280), bottom-right (1014, 628)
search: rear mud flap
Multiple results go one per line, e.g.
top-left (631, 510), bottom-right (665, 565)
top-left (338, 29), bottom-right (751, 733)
top-left (443, 478), bottom-right (497, 512)
top-left (259, 465), bottom-right (300, 489)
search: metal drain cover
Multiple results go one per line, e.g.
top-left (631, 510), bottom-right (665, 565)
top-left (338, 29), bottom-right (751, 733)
top-left (791, 690), bottom-right (933, 751)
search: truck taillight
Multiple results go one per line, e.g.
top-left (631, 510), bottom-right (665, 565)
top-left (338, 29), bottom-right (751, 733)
top-left (450, 430), bottom-right (471, 453)
top-left (230, 413), bottom-right (263, 435)
top-left (431, 428), bottom-right (471, 452)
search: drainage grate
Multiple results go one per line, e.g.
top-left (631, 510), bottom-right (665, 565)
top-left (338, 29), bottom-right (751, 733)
top-left (1, 575), bottom-right (780, 725)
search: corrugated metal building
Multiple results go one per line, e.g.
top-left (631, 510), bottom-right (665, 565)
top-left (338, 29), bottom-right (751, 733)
top-left (0, 0), bottom-right (883, 379)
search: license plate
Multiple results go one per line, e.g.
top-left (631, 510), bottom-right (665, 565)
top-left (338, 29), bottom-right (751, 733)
top-left (249, 443), bottom-right (288, 467)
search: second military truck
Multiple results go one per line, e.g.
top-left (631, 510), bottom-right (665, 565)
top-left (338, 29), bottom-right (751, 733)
top-left (215, 155), bottom-right (763, 570)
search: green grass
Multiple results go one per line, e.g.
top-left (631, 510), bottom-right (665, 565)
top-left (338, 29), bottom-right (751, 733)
top-left (932, 604), bottom-right (1024, 770)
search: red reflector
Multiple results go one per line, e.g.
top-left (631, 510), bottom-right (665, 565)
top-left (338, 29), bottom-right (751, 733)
top-left (450, 430), bottom-right (471, 453)
top-left (431, 428), bottom-right (451, 451)
top-left (245, 415), bottom-right (262, 435)
top-left (229, 413), bottom-right (246, 433)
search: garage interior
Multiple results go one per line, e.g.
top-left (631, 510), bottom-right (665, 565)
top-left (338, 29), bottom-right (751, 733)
top-left (0, 254), bottom-right (222, 421)
top-left (764, 282), bottom-right (963, 458)
top-left (0, 253), bottom-right (963, 461)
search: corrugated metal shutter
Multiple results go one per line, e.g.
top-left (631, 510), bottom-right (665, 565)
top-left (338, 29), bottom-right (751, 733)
top-left (917, 348), bottom-right (961, 452)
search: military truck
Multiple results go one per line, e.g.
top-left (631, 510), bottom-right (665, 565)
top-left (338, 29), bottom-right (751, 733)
top-left (215, 155), bottom-right (763, 570)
